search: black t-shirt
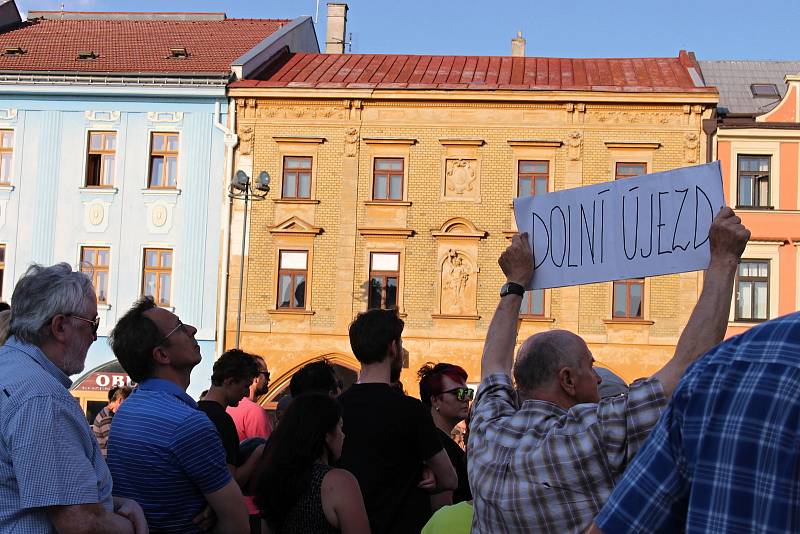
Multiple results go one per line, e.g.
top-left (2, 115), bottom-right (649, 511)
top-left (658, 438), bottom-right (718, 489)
top-left (198, 400), bottom-right (241, 467)
top-left (337, 383), bottom-right (443, 534)
top-left (437, 428), bottom-right (472, 504)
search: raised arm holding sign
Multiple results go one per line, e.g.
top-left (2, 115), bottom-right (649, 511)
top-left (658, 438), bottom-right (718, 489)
top-left (468, 168), bottom-right (750, 533)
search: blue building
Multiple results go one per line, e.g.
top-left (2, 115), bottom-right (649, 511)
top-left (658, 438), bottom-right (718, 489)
top-left (0, 5), bottom-right (319, 404)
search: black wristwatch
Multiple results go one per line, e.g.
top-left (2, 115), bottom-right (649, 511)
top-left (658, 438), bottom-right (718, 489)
top-left (500, 281), bottom-right (525, 298)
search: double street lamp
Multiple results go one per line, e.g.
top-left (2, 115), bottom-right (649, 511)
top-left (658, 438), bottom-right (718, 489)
top-left (230, 170), bottom-right (270, 348)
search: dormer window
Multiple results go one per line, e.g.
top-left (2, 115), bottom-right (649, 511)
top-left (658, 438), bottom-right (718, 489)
top-left (3, 47), bottom-right (25, 56)
top-left (168, 47), bottom-right (188, 59)
top-left (77, 51), bottom-right (97, 60)
top-left (751, 84), bottom-right (780, 98)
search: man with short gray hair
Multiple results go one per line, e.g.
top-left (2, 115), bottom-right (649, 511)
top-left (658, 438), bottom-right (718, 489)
top-left (0, 263), bottom-right (146, 533)
top-left (468, 208), bottom-right (750, 533)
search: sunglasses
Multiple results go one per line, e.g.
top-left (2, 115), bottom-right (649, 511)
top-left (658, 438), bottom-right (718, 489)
top-left (442, 387), bottom-right (475, 402)
top-left (259, 371), bottom-right (271, 380)
top-left (68, 314), bottom-right (100, 334)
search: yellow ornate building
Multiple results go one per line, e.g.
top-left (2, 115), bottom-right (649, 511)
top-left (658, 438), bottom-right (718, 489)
top-left (225, 49), bottom-right (718, 399)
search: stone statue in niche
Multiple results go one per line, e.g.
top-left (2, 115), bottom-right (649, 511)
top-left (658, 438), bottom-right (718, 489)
top-left (445, 159), bottom-right (477, 195)
top-left (441, 249), bottom-right (474, 315)
top-left (344, 128), bottom-right (359, 157)
top-left (567, 130), bottom-right (583, 161)
top-left (238, 126), bottom-right (254, 155)
top-left (684, 132), bottom-right (699, 163)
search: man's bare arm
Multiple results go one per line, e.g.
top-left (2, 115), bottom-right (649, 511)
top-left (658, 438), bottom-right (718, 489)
top-left (47, 503), bottom-right (138, 534)
top-left (424, 449), bottom-right (457, 492)
top-left (232, 444), bottom-right (264, 487)
top-left (204, 480), bottom-right (249, 534)
top-left (652, 207), bottom-right (749, 397)
top-left (480, 233), bottom-right (534, 381)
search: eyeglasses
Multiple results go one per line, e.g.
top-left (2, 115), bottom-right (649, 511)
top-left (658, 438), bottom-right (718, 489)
top-left (68, 314), bottom-right (100, 334)
top-left (164, 320), bottom-right (188, 340)
top-left (442, 387), bottom-right (475, 402)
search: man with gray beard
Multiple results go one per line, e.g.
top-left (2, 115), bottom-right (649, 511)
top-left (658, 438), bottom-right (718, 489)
top-left (0, 263), bottom-right (146, 533)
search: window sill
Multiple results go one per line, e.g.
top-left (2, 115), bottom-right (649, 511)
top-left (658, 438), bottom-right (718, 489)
top-left (79, 187), bottom-right (118, 196)
top-left (728, 319), bottom-right (767, 327)
top-left (269, 308), bottom-right (315, 316)
top-left (431, 314), bottom-right (480, 320)
top-left (98, 303), bottom-right (112, 310)
top-left (0, 184), bottom-right (14, 192)
top-left (519, 315), bottom-right (555, 323)
top-left (141, 188), bottom-right (181, 197)
top-left (735, 205), bottom-right (774, 211)
top-left (603, 318), bottom-right (654, 326)
top-left (364, 200), bottom-right (412, 206)
top-left (157, 305), bottom-right (175, 312)
top-left (273, 198), bottom-right (320, 204)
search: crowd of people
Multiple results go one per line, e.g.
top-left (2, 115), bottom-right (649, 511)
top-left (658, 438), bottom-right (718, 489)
top-left (5, 206), bottom-right (800, 533)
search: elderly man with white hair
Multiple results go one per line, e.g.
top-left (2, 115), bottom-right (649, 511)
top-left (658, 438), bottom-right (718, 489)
top-left (0, 263), bottom-right (146, 534)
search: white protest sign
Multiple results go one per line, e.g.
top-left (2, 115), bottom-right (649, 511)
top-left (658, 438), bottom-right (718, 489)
top-left (513, 162), bottom-right (725, 290)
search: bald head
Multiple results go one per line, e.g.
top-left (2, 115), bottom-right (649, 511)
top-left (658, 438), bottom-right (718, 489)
top-left (513, 330), bottom-right (588, 395)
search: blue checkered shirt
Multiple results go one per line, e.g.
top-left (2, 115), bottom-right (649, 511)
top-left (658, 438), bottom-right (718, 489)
top-left (596, 311), bottom-right (800, 533)
top-left (0, 336), bottom-right (114, 533)
top-left (467, 372), bottom-right (667, 534)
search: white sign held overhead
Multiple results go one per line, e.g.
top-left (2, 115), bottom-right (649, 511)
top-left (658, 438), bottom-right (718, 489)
top-left (513, 162), bottom-right (726, 290)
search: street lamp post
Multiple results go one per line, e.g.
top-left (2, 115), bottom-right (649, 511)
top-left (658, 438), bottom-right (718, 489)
top-left (229, 169), bottom-right (270, 348)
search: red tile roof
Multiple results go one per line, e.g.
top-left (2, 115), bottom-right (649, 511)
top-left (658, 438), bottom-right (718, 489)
top-left (0, 15), bottom-right (289, 74)
top-left (233, 51), bottom-right (713, 92)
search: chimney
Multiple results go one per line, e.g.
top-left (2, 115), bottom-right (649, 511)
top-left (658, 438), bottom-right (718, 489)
top-left (325, 3), bottom-right (348, 54)
top-left (511, 31), bottom-right (526, 57)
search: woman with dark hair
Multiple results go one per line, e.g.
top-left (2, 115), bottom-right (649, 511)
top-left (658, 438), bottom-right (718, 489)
top-left (254, 393), bottom-right (370, 534)
top-left (418, 362), bottom-right (473, 506)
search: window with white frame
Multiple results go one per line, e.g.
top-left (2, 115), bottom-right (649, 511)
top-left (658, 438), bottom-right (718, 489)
top-left (277, 250), bottom-right (308, 309)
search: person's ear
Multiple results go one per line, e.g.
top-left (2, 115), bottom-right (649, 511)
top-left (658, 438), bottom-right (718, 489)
top-left (49, 315), bottom-right (70, 343)
top-left (152, 345), bottom-right (171, 366)
top-left (558, 366), bottom-right (576, 396)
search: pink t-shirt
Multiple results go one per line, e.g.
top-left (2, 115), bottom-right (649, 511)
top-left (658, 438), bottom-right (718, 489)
top-left (227, 398), bottom-right (273, 515)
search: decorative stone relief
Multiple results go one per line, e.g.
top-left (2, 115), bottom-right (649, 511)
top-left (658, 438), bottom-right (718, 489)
top-left (147, 111), bottom-right (184, 123)
top-left (83, 200), bottom-right (110, 233)
top-left (152, 205), bottom-right (168, 228)
top-left (586, 110), bottom-right (683, 126)
top-left (238, 126), bottom-right (254, 155)
top-left (440, 249), bottom-right (477, 315)
top-left (145, 200), bottom-right (174, 234)
top-left (0, 108), bottom-right (18, 121)
top-left (344, 128), bottom-right (360, 158)
top-left (684, 132), bottom-right (699, 163)
top-left (241, 102), bottom-right (347, 121)
top-left (445, 159), bottom-right (478, 196)
top-left (567, 131), bottom-right (583, 161)
top-left (84, 110), bottom-right (119, 122)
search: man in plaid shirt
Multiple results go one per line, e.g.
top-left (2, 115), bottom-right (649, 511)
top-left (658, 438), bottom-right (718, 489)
top-left (468, 208), bottom-right (749, 533)
top-left (590, 309), bottom-right (800, 533)
top-left (92, 385), bottom-right (132, 457)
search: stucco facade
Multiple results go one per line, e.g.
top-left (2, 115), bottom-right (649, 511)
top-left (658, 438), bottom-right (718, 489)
top-left (0, 11), bottom-right (319, 403)
top-left (708, 70), bottom-right (800, 338)
top-left (227, 51), bottom-right (718, 397)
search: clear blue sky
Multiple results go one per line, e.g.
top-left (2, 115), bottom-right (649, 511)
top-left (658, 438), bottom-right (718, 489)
top-left (17, 0), bottom-right (800, 60)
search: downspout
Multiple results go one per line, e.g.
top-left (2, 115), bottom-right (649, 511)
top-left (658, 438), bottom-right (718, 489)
top-left (214, 99), bottom-right (238, 357)
top-left (703, 113), bottom-right (717, 164)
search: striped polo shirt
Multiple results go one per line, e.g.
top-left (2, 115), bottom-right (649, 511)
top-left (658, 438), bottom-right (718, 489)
top-left (107, 378), bottom-right (231, 533)
top-left (0, 336), bottom-right (113, 534)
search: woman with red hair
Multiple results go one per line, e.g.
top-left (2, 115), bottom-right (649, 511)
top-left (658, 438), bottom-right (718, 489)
top-left (417, 362), bottom-right (473, 506)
